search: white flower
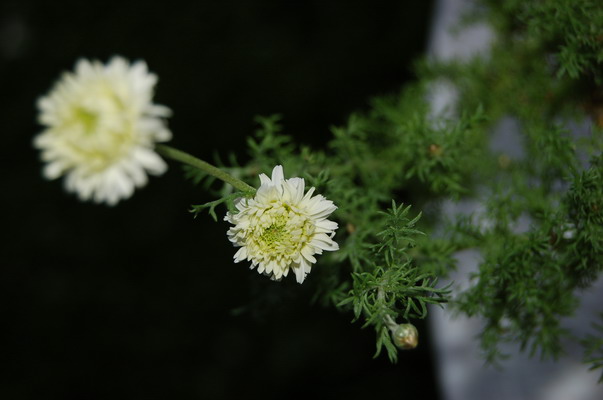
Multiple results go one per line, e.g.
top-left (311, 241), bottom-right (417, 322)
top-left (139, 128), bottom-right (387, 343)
top-left (225, 165), bottom-right (339, 283)
top-left (34, 56), bottom-right (172, 205)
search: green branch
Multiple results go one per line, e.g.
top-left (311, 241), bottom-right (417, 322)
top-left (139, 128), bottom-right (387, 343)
top-left (157, 144), bottom-right (256, 194)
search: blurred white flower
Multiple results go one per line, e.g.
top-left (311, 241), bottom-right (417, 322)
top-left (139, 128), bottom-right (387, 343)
top-left (35, 56), bottom-right (172, 205)
top-left (225, 165), bottom-right (339, 284)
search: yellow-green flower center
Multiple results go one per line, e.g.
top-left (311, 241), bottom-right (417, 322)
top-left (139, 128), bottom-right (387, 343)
top-left (74, 107), bottom-right (99, 135)
top-left (260, 222), bottom-right (287, 248)
top-left (249, 203), bottom-right (314, 262)
top-left (54, 82), bottom-right (137, 171)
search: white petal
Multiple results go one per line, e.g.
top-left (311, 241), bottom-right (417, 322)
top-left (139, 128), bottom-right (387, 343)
top-left (294, 259), bottom-right (311, 284)
top-left (271, 165), bottom-right (284, 183)
top-left (301, 246), bottom-right (317, 263)
top-left (309, 199), bottom-right (337, 219)
top-left (121, 160), bottom-right (148, 187)
top-left (132, 148), bottom-right (167, 175)
top-left (259, 173), bottom-right (271, 186)
top-left (43, 162), bottom-right (65, 180)
top-left (311, 234), bottom-right (339, 251)
top-left (234, 247), bottom-right (247, 262)
top-left (315, 219), bottom-right (338, 232)
top-left (283, 177), bottom-right (304, 203)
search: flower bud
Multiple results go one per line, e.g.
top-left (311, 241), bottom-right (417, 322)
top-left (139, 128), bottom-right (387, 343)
top-left (392, 323), bottom-right (419, 350)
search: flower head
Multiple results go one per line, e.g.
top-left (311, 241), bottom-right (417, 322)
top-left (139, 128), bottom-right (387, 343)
top-left (35, 56), bottom-right (172, 205)
top-left (225, 165), bottom-right (339, 283)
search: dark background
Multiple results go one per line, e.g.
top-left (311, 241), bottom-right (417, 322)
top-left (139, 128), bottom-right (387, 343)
top-left (1, 1), bottom-right (439, 398)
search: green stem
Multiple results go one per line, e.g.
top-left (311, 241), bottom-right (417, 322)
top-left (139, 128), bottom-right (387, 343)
top-left (156, 144), bottom-right (256, 193)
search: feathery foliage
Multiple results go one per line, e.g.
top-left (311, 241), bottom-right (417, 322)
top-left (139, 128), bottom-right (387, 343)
top-left (184, 0), bottom-right (602, 367)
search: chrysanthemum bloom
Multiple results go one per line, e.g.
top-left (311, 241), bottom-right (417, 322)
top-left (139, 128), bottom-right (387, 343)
top-left (225, 165), bottom-right (339, 283)
top-left (34, 56), bottom-right (172, 205)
